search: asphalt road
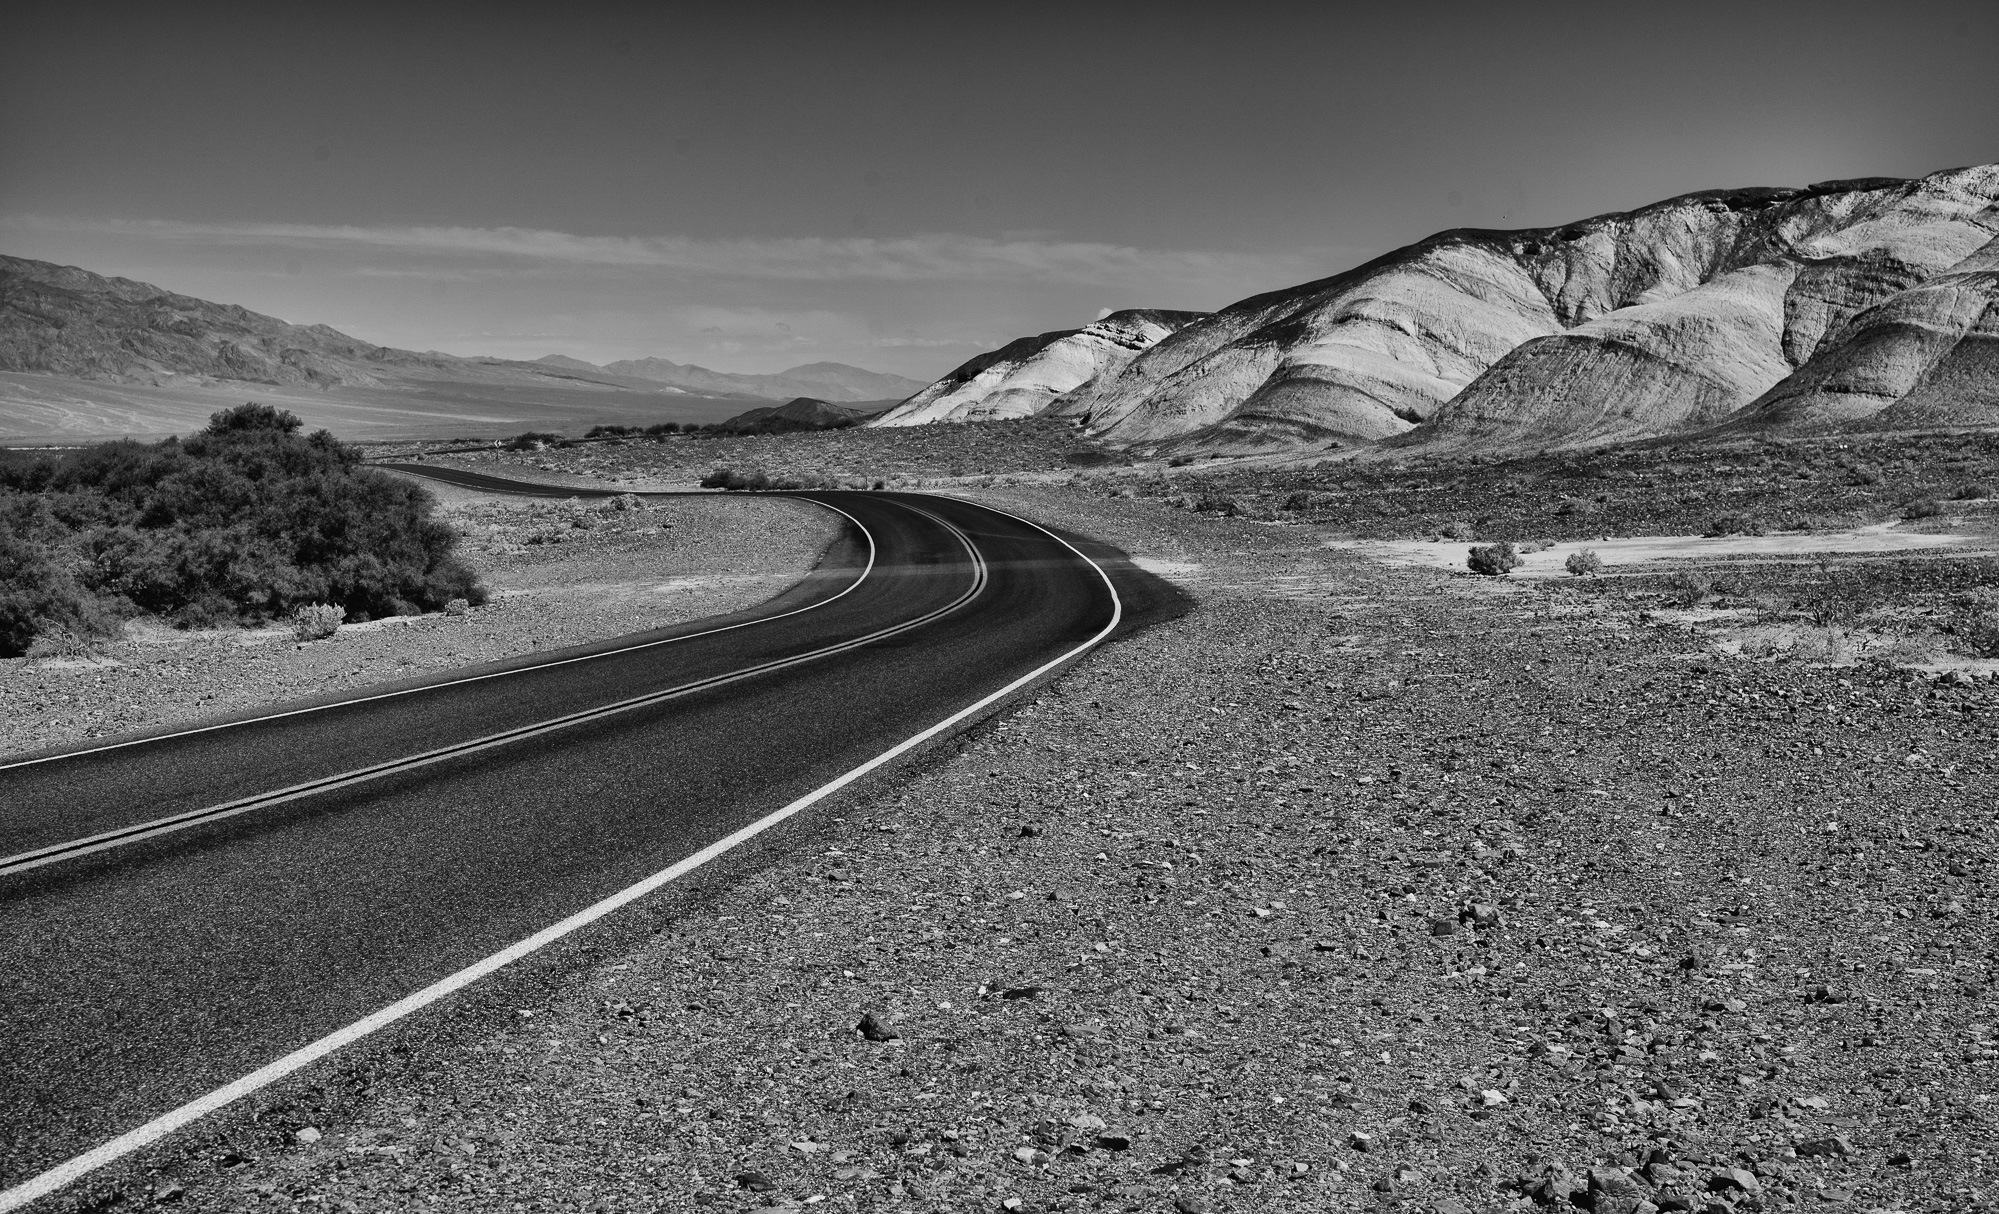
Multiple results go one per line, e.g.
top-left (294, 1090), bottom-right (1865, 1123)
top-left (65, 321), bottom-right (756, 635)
top-left (0, 475), bottom-right (1181, 1202)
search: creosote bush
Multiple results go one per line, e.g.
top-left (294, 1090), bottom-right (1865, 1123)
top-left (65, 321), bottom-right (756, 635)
top-left (1705, 513), bottom-right (1766, 538)
top-left (1466, 542), bottom-right (1521, 576)
top-left (1565, 549), bottom-right (1604, 577)
top-left (292, 603), bottom-right (346, 642)
top-left (0, 403), bottom-right (485, 657)
top-left (1901, 497), bottom-right (1944, 520)
top-left (1667, 569), bottom-right (1715, 607)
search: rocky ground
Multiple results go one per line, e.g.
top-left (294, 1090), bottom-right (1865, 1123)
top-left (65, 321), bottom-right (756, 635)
top-left (0, 485), bottom-right (838, 760)
top-left (49, 477), bottom-right (1999, 1214)
top-left (364, 416), bottom-right (1115, 491)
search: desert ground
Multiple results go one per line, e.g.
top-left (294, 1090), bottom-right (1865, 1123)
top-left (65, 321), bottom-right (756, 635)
top-left (11, 422), bottom-right (1998, 1214)
top-left (0, 370), bottom-right (757, 446)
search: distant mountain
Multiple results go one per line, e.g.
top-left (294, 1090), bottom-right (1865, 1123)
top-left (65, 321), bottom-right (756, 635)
top-left (586, 356), bottom-right (926, 403)
top-left (872, 164), bottom-right (1999, 456)
top-left (1, 254), bottom-right (406, 388)
top-left (0, 254), bottom-right (694, 398)
top-left (534, 354), bottom-right (606, 374)
top-left (871, 310), bottom-right (1206, 427)
top-left (717, 396), bottom-right (874, 434)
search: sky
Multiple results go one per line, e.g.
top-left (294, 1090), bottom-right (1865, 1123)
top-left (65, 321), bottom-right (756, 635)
top-left (4, 1), bottom-right (1995, 380)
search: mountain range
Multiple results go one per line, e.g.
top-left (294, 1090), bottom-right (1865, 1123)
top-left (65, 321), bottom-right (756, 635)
top-left (0, 254), bottom-right (916, 407)
top-left (876, 164), bottom-right (1999, 456)
top-left (539, 355), bottom-right (923, 404)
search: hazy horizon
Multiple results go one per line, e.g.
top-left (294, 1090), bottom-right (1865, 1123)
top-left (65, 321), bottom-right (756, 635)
top-left (6, 1), bottom-right (1995, 380)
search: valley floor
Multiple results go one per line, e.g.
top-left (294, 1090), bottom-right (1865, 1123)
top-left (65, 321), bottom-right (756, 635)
top-left (40, 483), bottom-right (1998, 1214)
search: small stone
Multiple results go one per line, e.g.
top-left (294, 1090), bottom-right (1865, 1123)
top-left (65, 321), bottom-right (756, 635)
top-left (855, 1012), bottom-right (899, 1042)
top-left (1094, 1133), bottom-right (1133, 1152)
top-left (1349, 1131), bottom-right (1373, 1152)
top-left (1590, 1166), bottom-right (1644, 1201)
top-left (1795, 1135), bottom-right (1855, 1159)
top-left (1707, 1167), bottom-right (1760, 1194)
top-left (1430, 918), bottom-right (1458, 937)
top-left (734, 1171), bottom-right (777, 1193)
top-left (1173, 1198), bottom-right (1209, 1214)
top-left (293, 1127), bottom-right (321, 1145)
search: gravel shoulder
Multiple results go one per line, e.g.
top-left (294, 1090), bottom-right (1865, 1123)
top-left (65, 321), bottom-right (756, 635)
top-left (51, 485), bottom-right (1997, 1214)
top-left (0, 485), bottom-right (841, 761)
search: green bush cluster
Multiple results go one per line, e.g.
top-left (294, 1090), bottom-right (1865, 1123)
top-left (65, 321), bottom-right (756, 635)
top-left (1466, 542), bottom-right (1520, 576)
top-left (0, 403), bottom-right (485, 657)
top-left (699, 467), bottom-right (869, 492)
top-left (584, 423), bottom-right (691, 438)
top-left (1564, 548), bottom-right (1604, 576)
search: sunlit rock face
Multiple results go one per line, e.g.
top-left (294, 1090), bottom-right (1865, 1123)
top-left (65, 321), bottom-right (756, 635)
top-left (1726, 232), bottom-right (1999, 432)
top-left (869, 310), bottom-right (1207, 427)
top-left (1049, 165), bottom-right (1997, 455)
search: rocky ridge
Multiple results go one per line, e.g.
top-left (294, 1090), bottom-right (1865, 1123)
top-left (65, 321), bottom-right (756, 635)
top-left (877, 166), bottom-right (1999, 457)
top-left (717, 396), bottom-right (878, 434)
top-left (1725, 232), bottom-right (1999, 433)
top-left (870, 310), bottom-right (1207, 427)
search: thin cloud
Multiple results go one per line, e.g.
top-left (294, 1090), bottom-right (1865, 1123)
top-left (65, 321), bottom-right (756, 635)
top-left (3, 215), bottom-right (1308, 288)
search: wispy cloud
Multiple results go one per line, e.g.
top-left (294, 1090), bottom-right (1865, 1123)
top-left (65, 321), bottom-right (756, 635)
top-left (4, 215), bottom-right (1302, 288)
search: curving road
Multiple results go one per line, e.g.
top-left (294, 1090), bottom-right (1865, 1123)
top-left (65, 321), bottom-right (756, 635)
top-left (0, 474), bottom-right (1181, 1208)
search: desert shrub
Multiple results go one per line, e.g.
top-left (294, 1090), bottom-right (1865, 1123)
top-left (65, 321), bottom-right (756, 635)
top-left (1797, 565), bottom-right (1866, 626)
top-left (1565, 548), bottom-right (1603, 576)
top-left (1902, 496), bottom-right (1944, 520)
top-left (1194, 494), bottom-right (1241, 516)
top-left (1953, 482), bottom-right (1989, 501)
top-left (503, 431), bottom-right (563, 451)
top-left (1948, 588), bottom-right (1999, 657)
top-left (1063, 449), bottom-right (1112, 467)
top-left (292, 602), bottom-right (345, 641)
top-left (1466, 543), bottom-right (1521, 576)
top-left (1667, 569), bottom-right (1714, 607)
top-left (1705, 513), bottom-right (1766, 537)
top-left (25, 621), bottom-right (109, 660)
top-left (1439, 520), bottom-right (1475, 540)
top-left (700, 467), bottom-right (776, 492)
top-left (1844, 463), bottom-right (1883, 486)
top-left (0, 403), bottom-right (484, 656)
top-left (444, 598), bottom-right (470, 616)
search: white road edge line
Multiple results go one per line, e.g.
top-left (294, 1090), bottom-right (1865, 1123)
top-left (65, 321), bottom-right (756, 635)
top-left (0, 496), bottom-right (1118, 1213)
top-left (0, 492), bottom-right (875, 774)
